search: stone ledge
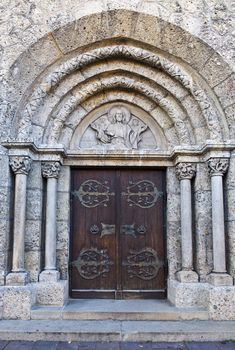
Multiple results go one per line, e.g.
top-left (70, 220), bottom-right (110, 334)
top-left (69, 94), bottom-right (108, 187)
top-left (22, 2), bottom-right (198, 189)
top-left (0, 320), bottom-right (233, 342)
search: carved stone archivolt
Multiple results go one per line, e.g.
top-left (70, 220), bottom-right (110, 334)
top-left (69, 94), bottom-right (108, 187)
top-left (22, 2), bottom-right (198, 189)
top-left (176, 162), bottom-right (196, 180)
top-left (9, 156), bottom-right (32, 175)
top-left (41, 162), bottom-right (61, 179)
top-left (208, 158), bottom-right (229, 176)
top-left (17, 45), bottom-right (223, 143)
top-left (49, 77), bottom-right (190, 145)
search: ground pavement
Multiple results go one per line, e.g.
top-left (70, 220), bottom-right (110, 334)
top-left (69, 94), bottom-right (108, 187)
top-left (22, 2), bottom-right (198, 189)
top-left (0, 341), bottom-right (235, 349)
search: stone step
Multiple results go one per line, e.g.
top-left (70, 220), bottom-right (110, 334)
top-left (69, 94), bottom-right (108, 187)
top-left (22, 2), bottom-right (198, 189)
top-left (0, 320), bottom-right (234, 342)
top-left (31, 299), bottom-right (209, 321)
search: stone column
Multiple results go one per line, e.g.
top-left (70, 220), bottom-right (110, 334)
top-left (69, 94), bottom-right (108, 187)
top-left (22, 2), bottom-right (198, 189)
top-left (39, 161), bottom-right (61, 282)
top-left (175, 162), bottom-right (198, 283)
top-left (207, 158), bottom-right (233, 286)
top-left (6, 156), bottom-right (32, 286)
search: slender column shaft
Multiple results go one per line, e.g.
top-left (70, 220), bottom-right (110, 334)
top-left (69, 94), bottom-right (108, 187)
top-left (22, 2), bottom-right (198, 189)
top-left (45, 177), bottom-right (58, 270)
top-left (40, 161), bottom-right (61, 282)
top-left (8, 156), bottom-right (32, 284)
top-left (176, 162), bottom-right (198, 282)
top-left (12, 173), bottom-right (27, 272)
top-left (211, 174), bottom-right (226, 272)
top-left (180, 178), bottom-right (193, 270)
top-left (208, 158), bottom-right (229, 274)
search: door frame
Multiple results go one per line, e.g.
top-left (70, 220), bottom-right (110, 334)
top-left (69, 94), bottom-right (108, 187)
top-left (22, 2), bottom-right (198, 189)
top-left (69, 165), bottom-right (168, 299)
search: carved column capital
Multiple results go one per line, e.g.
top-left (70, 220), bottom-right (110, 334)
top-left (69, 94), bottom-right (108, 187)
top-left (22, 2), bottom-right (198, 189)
top-left (42, 162), bottom-right (61, 179)
top-left (9, 156), bottom-right (32, 175)
top-left (175, 162), bottom-right (196, 180)
top-left (208, 158), bottom-right (229, 176)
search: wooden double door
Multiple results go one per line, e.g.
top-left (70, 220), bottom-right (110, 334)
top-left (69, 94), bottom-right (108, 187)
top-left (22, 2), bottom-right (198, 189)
top-left (70, 168), bottom-right (166, 299)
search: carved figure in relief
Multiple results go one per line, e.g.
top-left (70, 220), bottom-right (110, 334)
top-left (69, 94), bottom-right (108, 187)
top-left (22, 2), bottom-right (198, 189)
top-left (90, 106), bottom-right (148, 149)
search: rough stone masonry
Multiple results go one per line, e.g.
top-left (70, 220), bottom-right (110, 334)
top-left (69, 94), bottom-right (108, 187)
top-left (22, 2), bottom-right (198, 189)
top-left (0, 0), bottom-right (234, 321)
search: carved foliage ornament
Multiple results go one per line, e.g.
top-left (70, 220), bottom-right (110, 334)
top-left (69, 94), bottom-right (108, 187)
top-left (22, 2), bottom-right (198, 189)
top-left (41, 162), bottom-right (61, 179)
top-left (9, 156), bottom-right (32, 175)
top-left (208, 158), bottom-right (229, 176)
top-left (18, 45), bottom-right (222, 142)
top-left (90, 106), bottom-right (148, 150)
top-left (176, 162), bottom-right (196, 180)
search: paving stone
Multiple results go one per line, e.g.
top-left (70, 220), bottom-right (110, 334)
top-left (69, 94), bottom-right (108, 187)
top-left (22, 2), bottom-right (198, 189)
top-left (76, 343), bottom-right (96, 350)
top-left (0, 340), bottom-right (9, 350)
top-left (56, 341), bottom-right (79, 350)
top-left (32, 341), bottom-right (59, 350)
top-left (152, 343), bottom-right (186, 349)
top-left (95, 341), bottom-right (120, 349)
top-left (5, 341), bottom-right (35, 350)
top-left (122, 345), bottom-right (151, 350)
top-left (220, 342), bottom-right (235, 350)
top-left (186, 342), bottom-right (221, 349)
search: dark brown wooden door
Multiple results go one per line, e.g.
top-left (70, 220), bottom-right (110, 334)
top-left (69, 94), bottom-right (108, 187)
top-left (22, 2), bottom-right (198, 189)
top-left (70, 168), bottom-right (166, 299)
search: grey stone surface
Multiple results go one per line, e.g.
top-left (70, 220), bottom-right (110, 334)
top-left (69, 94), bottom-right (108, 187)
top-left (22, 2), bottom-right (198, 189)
top-left (36, 281), bottom-right (68, 306)
top-left (0, 1), bottom-right (234, 322)
top-left (2, 286), bottom-right (35, 320)
top-left (0, 319), bottom-right (234, 342)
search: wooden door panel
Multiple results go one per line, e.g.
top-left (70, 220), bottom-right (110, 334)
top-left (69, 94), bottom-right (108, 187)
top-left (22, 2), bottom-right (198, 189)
top-left (70, 169), bottom-right (117, 298)
top-left (119, 170), bottom-right (166, 297)
top-left (70, 168), bottom-right (166, 299)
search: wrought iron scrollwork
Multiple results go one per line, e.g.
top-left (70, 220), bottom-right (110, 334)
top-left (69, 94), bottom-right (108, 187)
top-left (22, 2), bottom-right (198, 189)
top-left (123, 248), bottom-right (163, 280)
top-left (121, 224), bottom-right (147, 238)
top-left (72, 180), bottom-right (115, 208)
top-left (121, 180), bottom-right (162, 208)
top-left (89, 223), bottom-right (115, 237)
top-left (72, 248), bottom-right (113, 280)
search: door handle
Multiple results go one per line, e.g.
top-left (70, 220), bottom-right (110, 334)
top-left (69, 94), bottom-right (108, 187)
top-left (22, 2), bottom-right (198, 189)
top-left (89, 223), bottom-right (115, 237)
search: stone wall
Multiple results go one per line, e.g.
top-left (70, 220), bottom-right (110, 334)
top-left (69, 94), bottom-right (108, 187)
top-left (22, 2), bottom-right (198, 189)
top-left (0, 0), bottom-right (234, 321)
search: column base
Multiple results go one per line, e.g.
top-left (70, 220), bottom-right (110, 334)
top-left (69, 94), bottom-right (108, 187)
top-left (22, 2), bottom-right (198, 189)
top-left (207, 273), bottom-right (233, 286)
top-left (39, 270), bottom-right (60, 282)
top-left (176, 270), bottom-right (198, 283)
top-left (6, 272), bottom-right (28, 286)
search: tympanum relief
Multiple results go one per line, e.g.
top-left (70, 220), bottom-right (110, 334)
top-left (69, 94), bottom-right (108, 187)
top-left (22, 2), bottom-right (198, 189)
top-left (79, 106), bottom-right (158, 150)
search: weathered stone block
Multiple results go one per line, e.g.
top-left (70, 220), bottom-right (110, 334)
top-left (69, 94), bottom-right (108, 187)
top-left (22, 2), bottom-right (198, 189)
top-left (39, 270), bottom-right (60, 283)
top-left (3, 286), bottom-right (35, 320)
top-left (27, 161), bottom-right (43, 190)
top-left (25, 220), bottom-right (41, 251)
top-left (201, 52), bottom-right (233, 88)
top-left (133, 13), bottom-right (162, 46)
top-left (25, 251), bottom-right (41, 283)
top-left (56, 250), bottom-right (69, 280)
top-left (176, 270), bottom-right (198, 283)
top-left (0, 187), bottom-right (11, 219)
top-left (224, 104), bottom-right (235, 139)
top-left (167, 221), bottom-right (181, 278)
top-left (194, 163), bottom-right (211, 191)
top-left (214, 73), bottom-right (235, 109)
top-left (6, 272), bottom-right (28, 286)
top-left (168, 279), bottom-right (209, 308)
top-left (57, 191), bottom-right (70, 222)
top-left (36, 281), bottom-right (68, 306)
top-left (57, 221), bottom-right (69, 251)
top-left (166, 193), bottom-right (180, 222)
top-left (53, 12), bottom-right (110, 53)
top-left (26, 189), bottom-right (43, 220)
top-left (226, 189), bottom-right (235, 221)
top-left (208, 286), bottom-right (235, 320)
top-left (58, 166), bottom-right (70, 193)
top-left (207, 273), bottom-right (233, 287)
